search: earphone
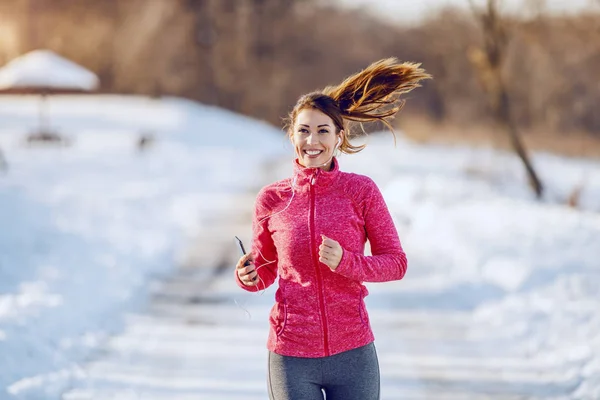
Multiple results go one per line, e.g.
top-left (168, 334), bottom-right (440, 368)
top-left (241, 132), bottom-right (343, 297)
top-left (234, 172), bottom-right (298, 310)
top-left (246, 175), bottom-right (297, 292)
top-left (239, 132), bottom-right (343, 309)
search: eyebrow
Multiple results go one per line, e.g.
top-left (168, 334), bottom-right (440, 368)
top-left (299, 124), bottom-right (331, 128)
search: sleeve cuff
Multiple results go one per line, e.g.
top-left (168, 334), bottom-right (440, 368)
top-left (334, 248), bottom-right (357, 280)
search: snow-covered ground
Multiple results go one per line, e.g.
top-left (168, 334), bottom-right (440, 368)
top-left (0, 95), bottom-right (287, 398)
top-left (1, 95), bottom-right (599, 399)
top-left (343, 136), bottom-right (600, 398)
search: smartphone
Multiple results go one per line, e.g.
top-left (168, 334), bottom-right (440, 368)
top-left (235, 236), bottom-right (257, 282)
top-left (235, 236), bottom-right (251, 266)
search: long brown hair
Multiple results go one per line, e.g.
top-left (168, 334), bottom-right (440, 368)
top-left (286, 58), bottom-right (431, 154)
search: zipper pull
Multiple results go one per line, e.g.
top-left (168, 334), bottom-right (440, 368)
top-left (310, 169), bottom-right (320, 185)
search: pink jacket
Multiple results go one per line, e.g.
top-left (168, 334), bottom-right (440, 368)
top-left (236, 158), bottom-right (407, 357)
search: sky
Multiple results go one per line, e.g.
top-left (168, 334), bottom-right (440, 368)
top-left (335, 0), bottom-right (597, 23)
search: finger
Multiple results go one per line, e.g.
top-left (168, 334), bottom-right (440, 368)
top-left (239, 253), bottom-right (253, 266)
top-left (319, 256), bottom-right (331, 265)
top-left (320, 248), bottom-right (337, 258)
top-left (248, 270), bottom-right (258, 281)
top-left (237, 268), bottom-right (253, 280)
top-left (319, 247), bottom-right (334, 257)
top-left (237, 256), bottom-right (253, 270)
top-left (242, 265), bottom-right (256, 275)
top-left (241, 270), bottom-right (257, 283)
top-left (237, 269), bottom-right (248, 281)
top-left (321, 246), bottom-right (336, 254)
top-left (244, 274), bottom-right (257, 286)
top-left (321, 238), bottom-right (338, 249)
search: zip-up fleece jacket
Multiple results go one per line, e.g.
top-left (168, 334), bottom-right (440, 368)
top-left (236, 157), bottom-right (407, 358)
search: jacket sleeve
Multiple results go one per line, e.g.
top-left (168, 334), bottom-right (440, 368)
top-left (334, 177), bottom-right (407, 282)
top-left (235, 187), bottom-right (279, 292)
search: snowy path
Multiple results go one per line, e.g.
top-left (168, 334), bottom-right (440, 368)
top-left (60, 272), bottom-right (574, 400)
top-left (59, 196), bottom-right (575, 400)
top-left (3, 96), bottom-right (597, 399)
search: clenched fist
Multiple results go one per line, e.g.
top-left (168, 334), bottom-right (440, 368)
top-left (319, 234), bottom-right (343, 271)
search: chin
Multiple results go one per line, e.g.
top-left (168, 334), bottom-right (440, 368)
top-left (303, 157), bottom-right (327, 168)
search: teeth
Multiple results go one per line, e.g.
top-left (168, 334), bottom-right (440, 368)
top-left (305, 150), bottom-right (322, 155)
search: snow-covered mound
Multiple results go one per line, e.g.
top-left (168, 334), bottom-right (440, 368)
top-left (0, 50), bottom-right (99, 91)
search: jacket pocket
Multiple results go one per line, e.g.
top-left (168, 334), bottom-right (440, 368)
top-left (273, 300), bottom-right (287, 337)
top-left (358, 288), bottom-right (370, 329)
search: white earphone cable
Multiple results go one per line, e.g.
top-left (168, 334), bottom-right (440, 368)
top-left (234, 176), bottom-right (297, 317)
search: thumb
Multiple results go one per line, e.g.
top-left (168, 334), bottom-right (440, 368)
top-left (321, 234), bottom-right (338, 246)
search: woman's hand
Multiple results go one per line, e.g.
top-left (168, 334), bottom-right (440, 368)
top-left (236, 253), bottom-right (258, 286)
top-left (319, 235), bottom-right (343, 271)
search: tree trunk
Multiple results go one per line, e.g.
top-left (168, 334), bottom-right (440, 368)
top-left (498, 89), bottom-right (544, 197)
top-left (469, 0), bottom-right (544, 198)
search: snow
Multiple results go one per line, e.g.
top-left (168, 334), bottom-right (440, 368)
top-left (0, 95), bottom-right (287, 398)
top-left (0, 50), bottom-right (99, 91)
top-left (342, 135), bottom-right (600, 398)
top-left (1, 94), bottom-right (599, 399)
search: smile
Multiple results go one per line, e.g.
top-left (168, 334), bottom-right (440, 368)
top-left (304, 150), bottom-right (323, 156)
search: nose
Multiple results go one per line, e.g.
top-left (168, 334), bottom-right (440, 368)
top-left (306, 132), bottom-right (319, 145)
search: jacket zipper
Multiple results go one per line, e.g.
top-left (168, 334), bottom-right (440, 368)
top-left (309, 170), bottom-right (330, 356)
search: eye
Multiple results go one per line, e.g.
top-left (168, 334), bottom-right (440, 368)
top-left (298, 128), bottom-right (309, 134)
top-left (318, 129), bottom-right (329, 134)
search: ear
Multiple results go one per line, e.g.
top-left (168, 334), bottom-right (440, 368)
top-left (336, 131), bottom-right (344, 147)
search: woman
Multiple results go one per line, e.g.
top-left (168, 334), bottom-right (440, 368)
top-left (235, 58), bottom-right (430, 400)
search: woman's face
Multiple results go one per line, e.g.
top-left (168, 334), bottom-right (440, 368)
top-left (292, 108), bottom-right (341, 170)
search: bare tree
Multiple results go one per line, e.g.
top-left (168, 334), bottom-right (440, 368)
top-left (467, 0), bottom-right (544, 197)
top-left (189, 0), bottom-right (220, 105)
top-left (2, 0), bottom-right (598, 144)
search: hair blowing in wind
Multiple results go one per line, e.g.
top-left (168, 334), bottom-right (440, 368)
top-left (289, 58), bottom-right (431, 154)
top-left (324, 57), bottom-right (431, 126)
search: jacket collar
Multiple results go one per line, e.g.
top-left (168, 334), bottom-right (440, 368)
top-left (293, 157), bottom-right (340, 189)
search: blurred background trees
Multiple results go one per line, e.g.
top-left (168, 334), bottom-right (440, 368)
top-left (0, 0), bottom-right (599, 155)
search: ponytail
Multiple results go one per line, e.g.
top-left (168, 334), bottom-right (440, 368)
top-left (288, 58), bottom-right (431, 153)
top-left (325, 57), bottom-right (430, 129)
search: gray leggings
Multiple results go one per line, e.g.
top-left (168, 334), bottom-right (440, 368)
top-left (268, 342), bottom-right (380, 400)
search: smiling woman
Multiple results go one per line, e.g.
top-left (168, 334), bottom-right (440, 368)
top-left (286, 57), bottom-right (430, 165)
top-left (292, 109), bottom-right (340, 170)
top-left (234, 58), bottom-right (430, 400)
